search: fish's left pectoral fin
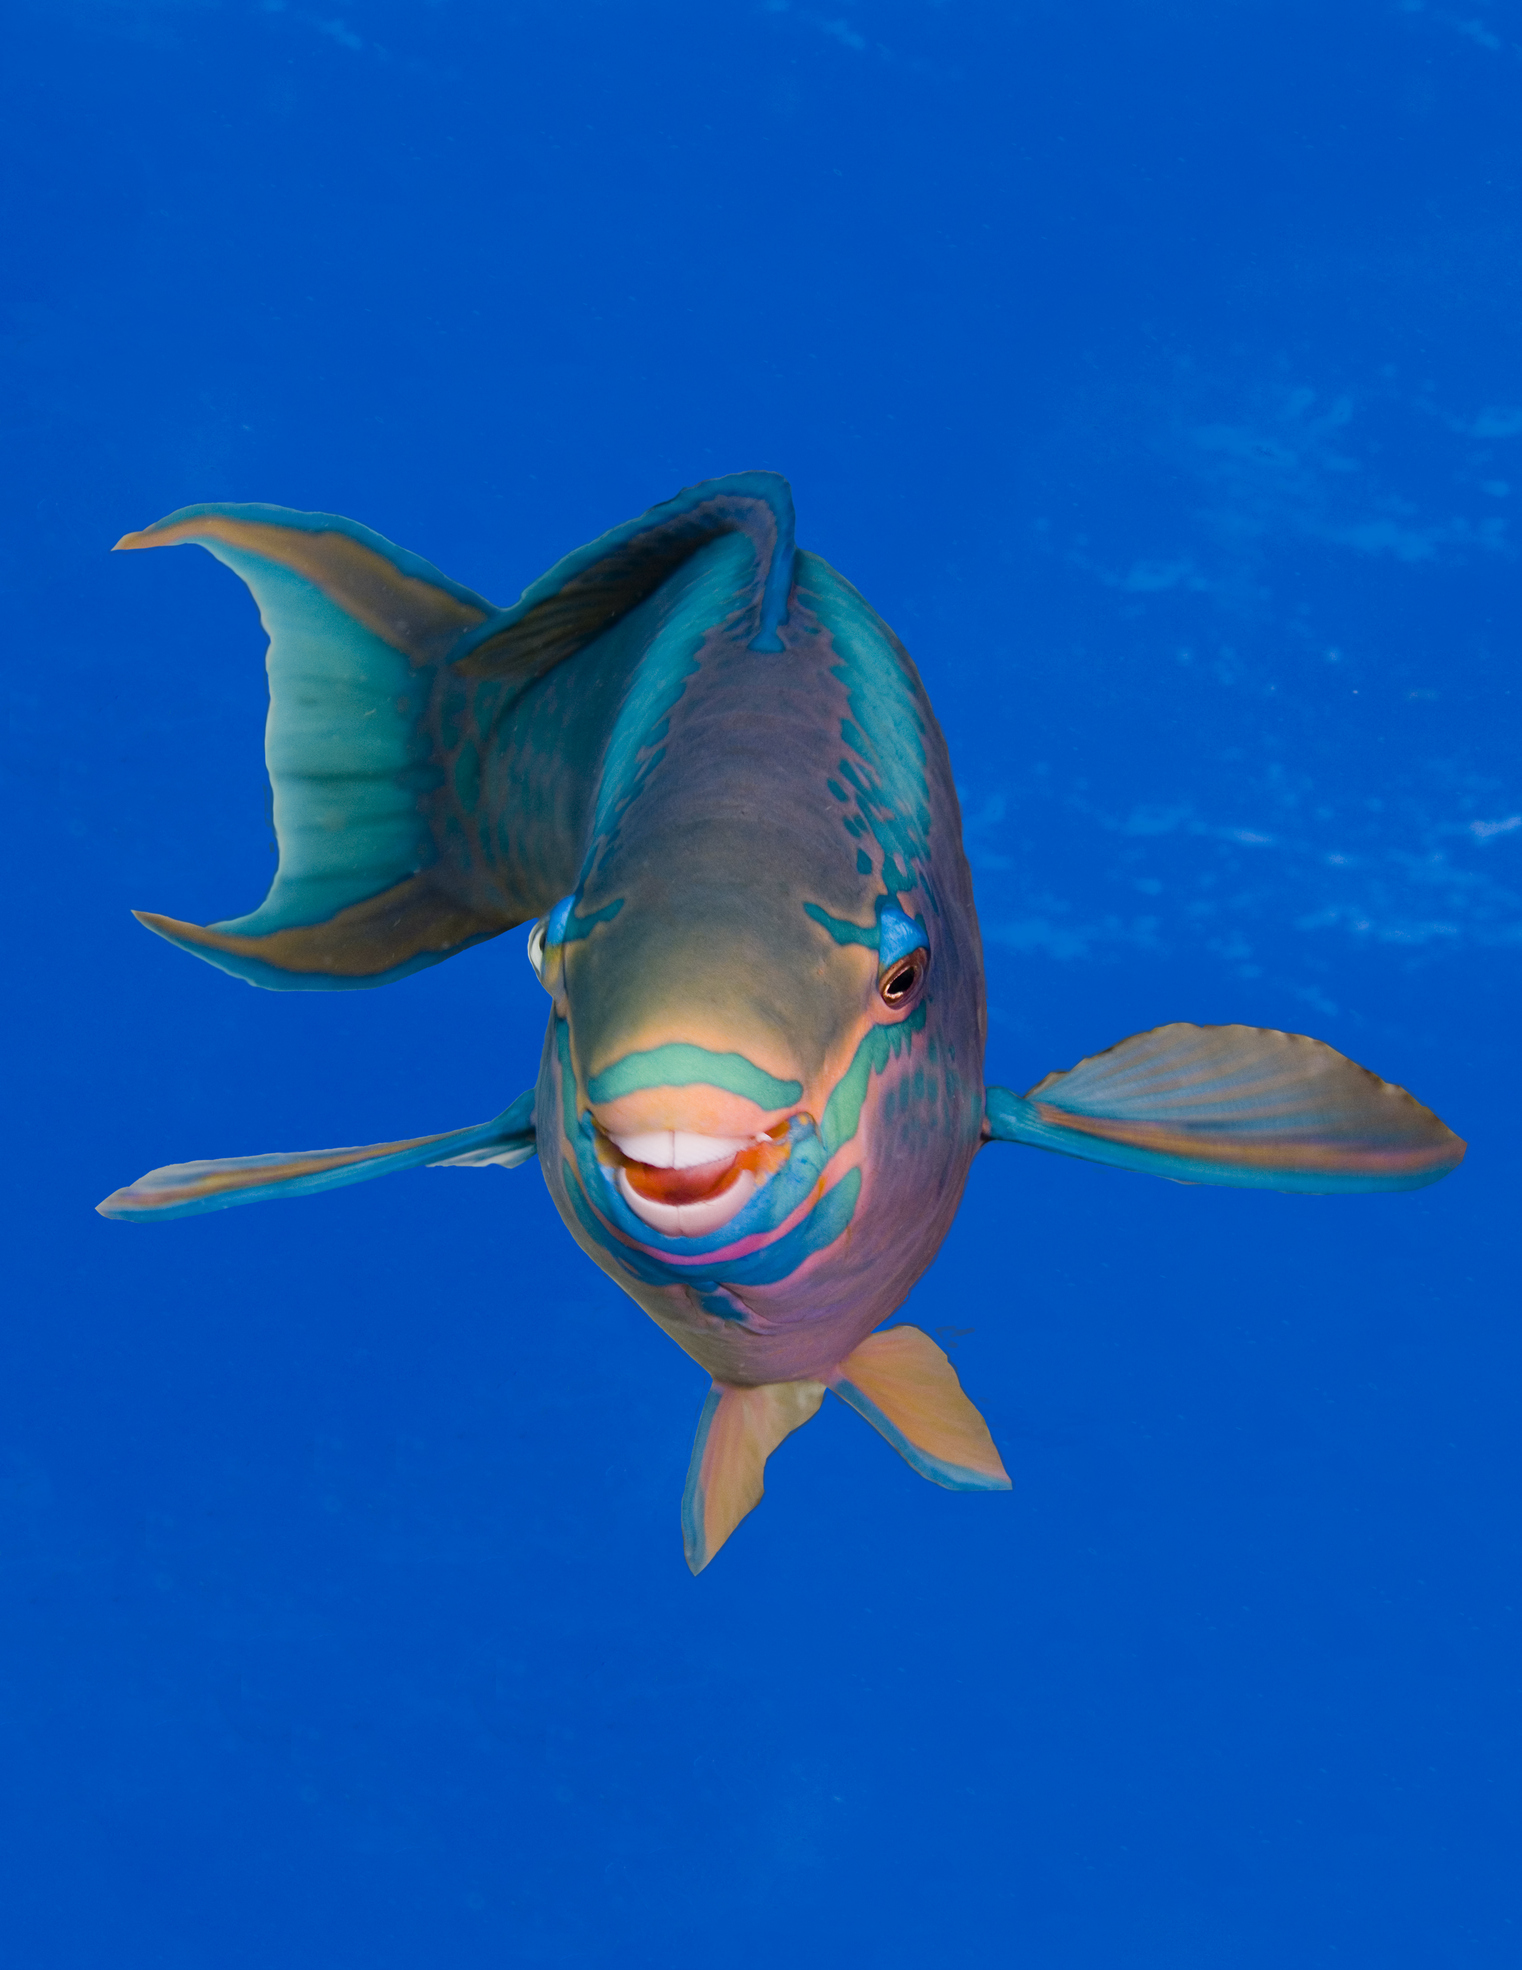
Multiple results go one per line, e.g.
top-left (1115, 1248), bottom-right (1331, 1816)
top-left (830, 1327), bottom-right (1011, 1492)
top-left (96, 1092), bottom-right (536, 1222)
top-left (984, 1022), bottom-right (1465, 1193)
top-left (681, 1379), bottom-right (825, 1574)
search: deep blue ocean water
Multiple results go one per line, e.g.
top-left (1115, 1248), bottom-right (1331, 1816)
top-left (4, 3), bottom-right (1519, 1963)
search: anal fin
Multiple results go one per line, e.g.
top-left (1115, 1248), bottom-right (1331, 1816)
top-left (830, 1327), bottom-right (1011, 1491)
top-left (681, 1379), bottom-right (825, 1573)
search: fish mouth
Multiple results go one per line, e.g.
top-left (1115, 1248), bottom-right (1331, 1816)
top-left (598, 1124), bottom-right (795, 1238)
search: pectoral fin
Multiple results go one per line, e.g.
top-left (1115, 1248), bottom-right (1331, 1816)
top-left (830, 1327), bottom-right (1011, 1491)
top-left (984, 1022), bottom-right (1465, 1192)
top-left (97, 1091), bottom-right (536, 1222)
top-left (681, 1378), bottom-right (825, 1573)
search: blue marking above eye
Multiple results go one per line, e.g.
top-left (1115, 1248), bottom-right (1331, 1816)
top-left (877, 902), bottom-right (929, 967)
top-left (803, 895), bottom-right (931, 957)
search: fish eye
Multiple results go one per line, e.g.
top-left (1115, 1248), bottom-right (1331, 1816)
top-left (526, 920), bottom-right (548, 978)
top-left (878, 954), bottom-right (925, 1009)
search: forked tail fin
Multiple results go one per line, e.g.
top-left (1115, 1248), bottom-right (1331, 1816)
top-left (117, 505), bottom-right (516, 989)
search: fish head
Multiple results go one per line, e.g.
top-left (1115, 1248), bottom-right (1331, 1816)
top-left (527, 848), bottom-right (983, 1376)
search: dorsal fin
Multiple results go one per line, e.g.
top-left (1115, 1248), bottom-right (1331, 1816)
top-left (114, 474), bottom-right (798, 988)
top-left (458, 469), bottom-right (797, 676)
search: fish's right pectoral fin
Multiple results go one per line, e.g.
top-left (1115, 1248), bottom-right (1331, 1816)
top-left (681, 1378), bottom-right (826, 1573)
top-left (96, 1092), bottom-right (536, 1223)
top-left (983, 1022), bottom-right (1465, 1193)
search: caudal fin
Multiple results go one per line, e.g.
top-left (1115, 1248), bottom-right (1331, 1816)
top-left (117, 505), bottom-right (517, 988)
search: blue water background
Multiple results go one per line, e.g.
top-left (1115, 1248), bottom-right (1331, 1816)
top-left (4, 3), bottom-right (1518, 1962)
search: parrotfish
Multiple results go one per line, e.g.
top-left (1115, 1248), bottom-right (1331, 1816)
top-left (99, 472), bottom-right (1465, 1570)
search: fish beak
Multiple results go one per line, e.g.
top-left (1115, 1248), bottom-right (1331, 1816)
top-left (596, 1123), bottom-right (795, 1238)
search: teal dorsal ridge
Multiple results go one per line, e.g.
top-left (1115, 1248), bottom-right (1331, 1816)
top-left (454, 471), bottom-right (797, 676)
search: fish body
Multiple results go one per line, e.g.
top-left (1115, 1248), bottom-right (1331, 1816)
top-left (534, 534), bottom-right (984, 1393)
top-left (101, 473), bottom-right (1466, 1568)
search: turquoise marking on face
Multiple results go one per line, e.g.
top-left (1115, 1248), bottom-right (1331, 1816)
top-left (802, 897), bottom-right (928, 964)
top-left (713, 1168), bottom-right (859, 1286)
top-left (803, 902), bottom-right (879, 949)
top-left (556, 1018), bottom-right (579, 1142)
top-left (574, 1111), bottom-right (827, 1260)
top-left (554, 1021), bottom-right (822, 1264)
top-left (545, 893), bottom-right (624, 946)
top-left (820, 1002), bottom-right (928, 1156)
top-left (564, 1160), bottom-right (861, 1297)
top-left (586, 1045), bottom-right (802, 1110)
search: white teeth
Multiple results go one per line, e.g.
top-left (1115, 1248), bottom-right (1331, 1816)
top-left (609, 1130), bottom-right (755, 1170)
top-left (673, 1130), bottom-right (752, 1168)
top-left (614, 1167), bottom-right (757, 1238)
